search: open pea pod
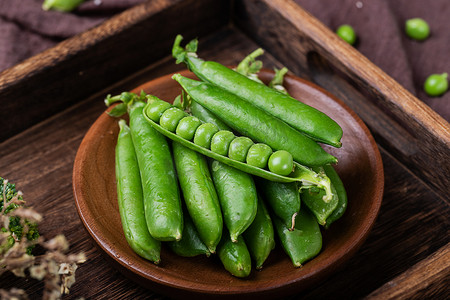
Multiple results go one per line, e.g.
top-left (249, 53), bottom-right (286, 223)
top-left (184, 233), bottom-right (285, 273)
top-left (142, 99), bottom-right (333, 202)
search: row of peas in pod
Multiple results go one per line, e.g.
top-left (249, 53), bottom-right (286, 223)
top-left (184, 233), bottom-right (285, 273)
top-left (146, 98), bottom-right (295, 177)
top-left (106, 35), bottom-right (348, 278)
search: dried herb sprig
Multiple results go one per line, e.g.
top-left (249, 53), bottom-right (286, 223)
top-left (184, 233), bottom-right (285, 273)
top-left (0, 177), bottom-right (86, 299)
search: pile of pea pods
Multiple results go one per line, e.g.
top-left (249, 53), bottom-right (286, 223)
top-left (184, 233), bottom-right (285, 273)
top-left (105, 35), bottom-right (348, 278)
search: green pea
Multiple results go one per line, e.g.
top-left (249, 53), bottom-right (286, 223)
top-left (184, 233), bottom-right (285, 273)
top-left (228, 136), bottom-right (254, 162)
top-left (176, 116), bottom-right (202, 140)
top-left (145, 100), bottom-right (172, 122)
top-left (159, 107), bottom-right (186, 132)
top-left (246, 143), bottom-right (272, 169)
top-left (193, 123), bottom-right (219, 149)
top-left (405, 18), bottom-right (430, 41)
top-left (424, 73), bottom-right (448, 97)
top-left (336, 24), bottom-right (357, 45)
top-left (211, 130), bottom-right (235, 156)
top-left (268, 150), bottom-right (293, 176)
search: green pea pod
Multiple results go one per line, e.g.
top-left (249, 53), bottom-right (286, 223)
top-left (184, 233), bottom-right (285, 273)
top-left (257, 180), bottom-right (300, 231)
top-left (272, 207), bottom-right (322, 267)
top-left (172, 142), bottom-right (223, 253)
top-left (301, 166), bottom-right (339, 226)
top-left (210, 160), bottom-right (257, 242)
top-left (129, 102), bottom-right (183, 241)
top-left (172, 74), bottom-right (337, 167)
top-left (243, 195), bottom-right (275, 269)
top-left (217, 231), bottom-right (252, 278)
top-left (167, 208), bottom-right (210, 257)
top-left (323, 164), bottom-right (348, 228)
top-left (190, 100), bottom-right (231, 131)
top-left (172, 35), bottom-right (343, 148)
top-left (115, 120), bottom-right (161, 263)
top-left (142, 97), bottom-right (334, 202)
top-left (190, 100), bottom-right (257, 243)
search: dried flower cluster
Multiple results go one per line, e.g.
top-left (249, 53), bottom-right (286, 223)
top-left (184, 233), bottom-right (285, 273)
top-left (0, 178), bottom-right (86, 300)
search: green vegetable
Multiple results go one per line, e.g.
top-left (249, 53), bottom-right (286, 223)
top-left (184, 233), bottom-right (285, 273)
top-left (142, 97), bottom-right (334, 202)
top-left (42, 0), bottom-right (85, 12)
top-left (217, 230), bottom-right (252, 278)
top-left (405, 18), bottom-right (430, 41)
top-left (210, 130), bottom-right (235, 156)
top-left (246, 143), bottom-right (273, 169)
top-left (272, 207), bottom-right (322, 267)
top-left (175, 116), bottom-right (202, 140)
top-left (172, 74), bottom-right (338, 167)
top-left (172, 142), bottom-right (223, 253)
top-left (145, 100), bottom-right (172, 122)
top-left (160, 107), bottom-right (187, 132)
top-left (106, 92), bottom-right (183, 242)
top-left (257, 180), bottom-right (301, 231)
top-left (243, 195), bottom-right (275, 269)
top-left (167, 208), bottom-right (211, 257)
top-left (269, 67), bottom-right (289, 94)
top-left (129, 102), bottom-right (183, 242)
top-left (190, 101), bottom-right (258, 243)
top-left (228, 136), bottom-right (254, 162)
top-left (210, 160), bottom-right (257, 242)
top-left (235, 48), bottom-right (264, 84)
top-left (424, 73), bottom-right (448, 97)
top-left (323, 164), bottom-right (348, 228)
top-left (268, 150), bottom-right (294, 176)
top-left (301, 174), bottom-right (339, 226)
top-left (336, 24), bottom-right (357, 45)
top-left (193, 123), bottom-right (219, 148)
top-left (172, 35), bottom-right (343, 148)
top-left (190, 100), bottom-right (231, 131)
top-left (115, 120), bottom-right (161, 263)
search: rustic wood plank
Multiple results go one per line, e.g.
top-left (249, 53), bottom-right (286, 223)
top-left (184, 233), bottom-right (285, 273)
top-left (1, 28), bottom-right (449, 300)
top-left (364, 243), bottom-right (450, 300)
top-left (0, 0), bottom-right (229, 142)
top-left (233, 0), bottom-right (450, 198)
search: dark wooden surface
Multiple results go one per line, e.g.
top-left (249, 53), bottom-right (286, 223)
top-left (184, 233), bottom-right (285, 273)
top-left (0, 0), bottom-right (230, 143)
top-left (1, 0), bottom-right (449, 299)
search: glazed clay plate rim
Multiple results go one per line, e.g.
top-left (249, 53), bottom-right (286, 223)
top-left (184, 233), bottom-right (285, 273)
top-left (73, 69), bottom-right (384, 297)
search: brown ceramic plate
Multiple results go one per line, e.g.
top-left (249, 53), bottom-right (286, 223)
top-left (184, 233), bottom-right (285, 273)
top-left (73, 69), bottom-right (384, 299)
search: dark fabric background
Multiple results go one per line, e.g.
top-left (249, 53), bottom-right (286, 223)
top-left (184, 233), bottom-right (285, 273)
top-left (0, 0), bottom-right (449, 121)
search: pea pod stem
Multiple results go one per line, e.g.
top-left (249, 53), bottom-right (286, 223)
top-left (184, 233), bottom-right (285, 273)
top-left (235, 48), bottom-right (264, 83)
top-left (142, 99), bottom-right (333, 202)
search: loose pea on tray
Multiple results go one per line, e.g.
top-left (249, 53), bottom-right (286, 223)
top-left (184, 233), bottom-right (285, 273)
top-left (105, 35), bottom-right (348, 278)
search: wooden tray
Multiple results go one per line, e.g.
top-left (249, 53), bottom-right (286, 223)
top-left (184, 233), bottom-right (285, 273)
top-left (0, 0), bottom-right (448, 299)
